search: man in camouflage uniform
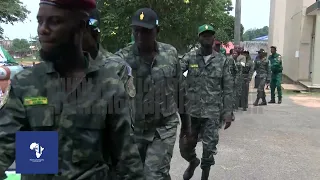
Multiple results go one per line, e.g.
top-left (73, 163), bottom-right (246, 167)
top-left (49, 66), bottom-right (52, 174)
top-left (240, 50), bottom-right (254, 111)
top-left (179, 24), bottom-right (233, 180)
top-left (234, 46), bottom-right (245, 109)
top-left (230, 50), bottom-right (241, 110)
top-left (253, 49), bottom-right (271, 106)
top-left (0, 1), bottom-right (144, 179)
top-left (83, 9), bottom-right (113, 59)
top-left (83, 9), bottom-right (138, 179)
top-left (268, 46), bottom-right (283, 104)
top-left (115, 8), bottom-right (187, 180)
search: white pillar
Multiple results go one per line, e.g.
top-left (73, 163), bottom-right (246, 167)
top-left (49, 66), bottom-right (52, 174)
top-left (312, 11), bottom-right (320, 86)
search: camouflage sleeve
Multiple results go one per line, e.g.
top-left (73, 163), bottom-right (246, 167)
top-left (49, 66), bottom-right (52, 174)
top-left (254, 59), bottom-right (257, 71)
top-left (222, 57), bottom-right (234, 119)
top-left (248, 60), bottom-right (255, 82)
top-left (234, 61), bottom-right (239, 85)
top-left (0, 79), bottom-right (28, 178)
top-left (173, 49), bottom-right (191, 132)
top-left (179, 52), bottom-right (190, 72)
top-left (105, 60), bottom-right (143, 180)
top-left (267, 60), bottom-right (271, 81)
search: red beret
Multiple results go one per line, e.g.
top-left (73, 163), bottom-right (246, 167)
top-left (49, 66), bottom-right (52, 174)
top-left (40, 0), bottom-right (96, 10)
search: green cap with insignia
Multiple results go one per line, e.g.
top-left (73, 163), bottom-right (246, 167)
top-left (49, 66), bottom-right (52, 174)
top-left (198, 24), bottom-right (215, 36)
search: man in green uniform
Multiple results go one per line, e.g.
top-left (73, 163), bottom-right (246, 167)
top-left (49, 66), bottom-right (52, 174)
top-left (179, 24), bottom-right (233, 180)
top-left (240, 50), bottom-right (254, 111)
top-left (115, 8), bottom-right (188, 180)
top-left (0, 1), bottom-right (144, 179)
top-left (253, 49), bottom-right (271, 106)
top-left (268, 46), bottom-right (283, 104)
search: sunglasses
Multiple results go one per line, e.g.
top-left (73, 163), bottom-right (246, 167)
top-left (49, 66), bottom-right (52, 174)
top-left (88, 18), bottom-right (100, 32)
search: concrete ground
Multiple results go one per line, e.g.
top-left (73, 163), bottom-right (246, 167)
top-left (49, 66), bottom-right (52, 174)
top-left (8, 94), bottom-right (320, 180)
top-left (170, 94), bottom-right (320, 180)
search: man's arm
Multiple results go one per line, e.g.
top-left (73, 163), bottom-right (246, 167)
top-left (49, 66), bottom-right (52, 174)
top-left (106, 76), bottom-right (143, 180)
top-left (248, 60), bottom-right (255, 82)
top-left (267, 59), bottom-right (272, 82)
top-left (221, 57), bottom-right (234, 120)
top-left (0, 80), bottom-right (27, 178)
top-left (174, 49), bottom-right (191, 135)
top-left (179, 52), bottom-right (190, 73)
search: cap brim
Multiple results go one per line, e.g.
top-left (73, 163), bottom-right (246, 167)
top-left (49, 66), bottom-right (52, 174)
top-left (130, 22), bottom-right (155, 29)
top-left (198, 30), bottom-right (215, 36)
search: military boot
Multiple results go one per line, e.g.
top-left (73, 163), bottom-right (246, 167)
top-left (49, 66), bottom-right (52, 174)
top-left (253, 97), bottom-right (259, 106)
top-left (201, 167), bottom-right (211, 180)
top-left (183, 158), bottom-right (200, 180)
top-left (253, 92), bottom-right (260, 106)
top-left (278, 97), bottom-right (282, 104)
top-left (259, 92), bottom-right (267, 106)
top-left (268, 98), bottom-right (276, 103)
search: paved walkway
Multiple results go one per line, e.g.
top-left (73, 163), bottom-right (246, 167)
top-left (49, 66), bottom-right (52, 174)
top-left (170, 95), bottom-right (320, 180)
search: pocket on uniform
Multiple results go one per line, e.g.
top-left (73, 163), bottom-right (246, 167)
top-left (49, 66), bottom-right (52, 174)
top-left (71, 114), bottom-right (105, 163)
top-left (26, 106), bottom-right (55, 129)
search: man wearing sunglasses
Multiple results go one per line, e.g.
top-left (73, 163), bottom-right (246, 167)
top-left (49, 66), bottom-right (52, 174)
top-left (83, 9), bottom-right (143, 179)
top-left (83, 9), bottom-right (113, 60)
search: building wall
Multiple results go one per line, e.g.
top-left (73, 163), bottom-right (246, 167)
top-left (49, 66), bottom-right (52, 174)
top-left (269, 0), bottom-right (315, 82)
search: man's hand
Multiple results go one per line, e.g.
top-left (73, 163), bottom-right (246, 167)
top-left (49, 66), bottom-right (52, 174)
top-left (224, 115), bottom-right (233, 130)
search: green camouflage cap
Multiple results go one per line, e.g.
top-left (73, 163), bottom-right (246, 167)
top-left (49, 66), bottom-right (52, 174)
top-left (198, 24), bottom-right (214, 36)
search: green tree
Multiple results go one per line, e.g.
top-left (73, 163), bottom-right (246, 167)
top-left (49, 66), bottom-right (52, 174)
top-left (0, 0), bottom-right (30, 39)
top-left (242, 26), bottom-right (268, 41)
top-left (10, 38), bottom-right (30, 56)
top-left (98, 0), bottom-right (243, 53)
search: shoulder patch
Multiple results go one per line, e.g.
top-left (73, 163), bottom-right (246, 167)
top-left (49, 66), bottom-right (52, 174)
top-left (0, 85), bottom-right (11, 109)
top-left (125, 76), bottom-right (136, 98)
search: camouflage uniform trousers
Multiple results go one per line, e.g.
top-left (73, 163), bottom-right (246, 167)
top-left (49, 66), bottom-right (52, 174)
top-left (257, 76), bottom-right (267, 98)
top-left (135, 113), bottom-right (179, 180)
top-left (234, 79), bottom-right (243, 109)
top-left (179, 117), bottom-right (220, 169)
top-left (240, 75), bottom-right (250, 108)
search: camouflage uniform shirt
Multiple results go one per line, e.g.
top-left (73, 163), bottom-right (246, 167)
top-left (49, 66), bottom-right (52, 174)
top-left (115, 42), bottom-right (183, 141)
top-left (0, 53), bottom-right (144, 180)
top-left (180, 49), bottom-right (233, 120)
top-left (255, 56), bottom-right (271, 81)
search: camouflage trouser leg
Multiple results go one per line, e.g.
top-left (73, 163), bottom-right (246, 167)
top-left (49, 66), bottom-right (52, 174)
top-left (136, 117), bottom-right (178, 180)
top-left (240, 79), bottom-right (250, 108)
top-left (179, 117), bottom-right (219, 169)
top-left (257, 77), bottom-right (266, 98)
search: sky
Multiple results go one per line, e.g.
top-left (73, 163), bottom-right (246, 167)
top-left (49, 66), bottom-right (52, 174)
top-left (1, 0), bottom-right (270, 40)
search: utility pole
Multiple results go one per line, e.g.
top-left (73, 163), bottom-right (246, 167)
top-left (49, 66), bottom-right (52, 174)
top-left (234, 0), bottom-right (241, 45)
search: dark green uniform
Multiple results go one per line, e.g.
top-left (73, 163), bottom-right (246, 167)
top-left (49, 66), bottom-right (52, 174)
top-left (268, 53), bottom-right (283, 103)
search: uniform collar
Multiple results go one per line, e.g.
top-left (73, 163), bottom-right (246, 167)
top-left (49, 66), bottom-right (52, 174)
top-left (197, 48), bottom-right (218, 57)
top-left (44, 52), bottom-right (103, 75)
top-left (132, 41), bottom-right (159, 56)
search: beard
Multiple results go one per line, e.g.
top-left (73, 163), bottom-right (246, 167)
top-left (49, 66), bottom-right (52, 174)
top-left (40, 30), bottom-right (81, 74)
